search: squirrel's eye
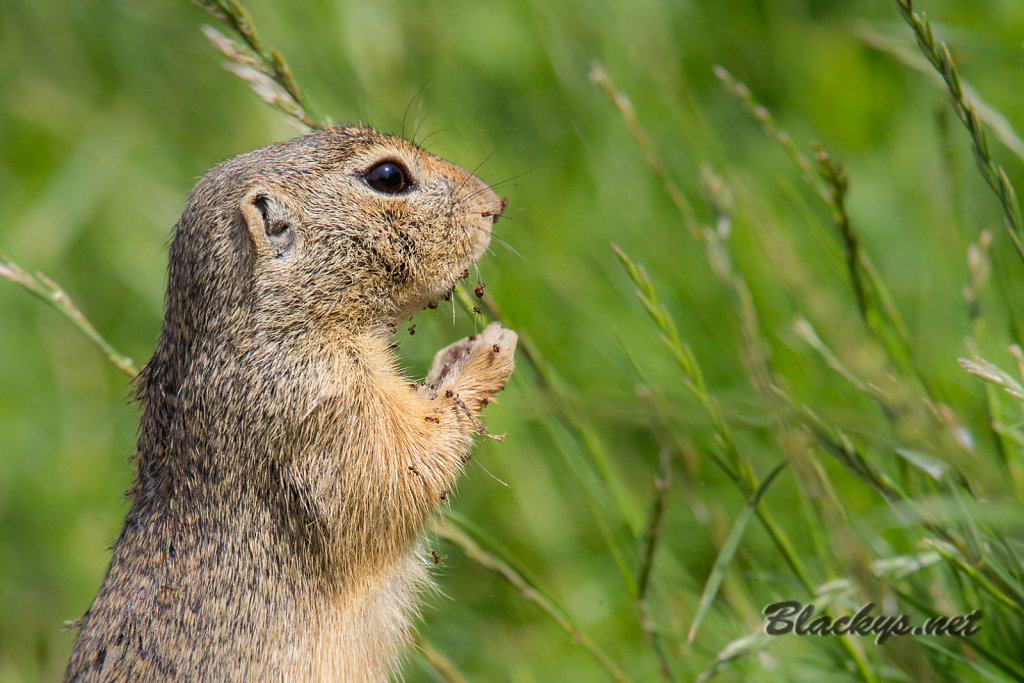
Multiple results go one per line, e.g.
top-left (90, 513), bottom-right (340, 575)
top-left (364, 161), bottom-right (412, 194)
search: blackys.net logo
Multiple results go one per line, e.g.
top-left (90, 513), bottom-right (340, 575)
top-left (762, 601), bottom-right (982, 645)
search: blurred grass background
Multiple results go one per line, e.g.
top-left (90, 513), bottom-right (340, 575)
top-left (4, 0), bottom-right (1024, 680)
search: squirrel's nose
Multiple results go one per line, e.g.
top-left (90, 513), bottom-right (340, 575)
top-left (489, 196), bottom-right (508, 224)
top-left (481, 196), bottom-right (507, 224)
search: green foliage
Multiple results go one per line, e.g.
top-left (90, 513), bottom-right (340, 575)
top-left (4, 0), bottom-right (1024, 680)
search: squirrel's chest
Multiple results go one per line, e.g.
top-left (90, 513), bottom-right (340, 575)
top-left (297, 552), bottom-right (426, 681)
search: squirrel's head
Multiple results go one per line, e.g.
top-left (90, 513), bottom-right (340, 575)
top-left (169, 126), bottom-right (504, 345)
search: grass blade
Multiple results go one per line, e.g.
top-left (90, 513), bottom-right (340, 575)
top-left (435, 518), bottom-right (632, 683)
top-left (687, 459), bottom-right (788, 644)
top-left (0, 248), bottom-right (137, 378)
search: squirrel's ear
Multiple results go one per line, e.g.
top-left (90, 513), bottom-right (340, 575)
top-left (241, 188), bottom-right (297, 258)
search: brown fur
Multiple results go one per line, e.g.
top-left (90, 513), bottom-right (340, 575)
top-left (64, 126), bottom-right (516, 681)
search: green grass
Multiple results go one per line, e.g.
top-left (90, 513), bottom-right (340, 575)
top-left (4, 0), bottom-right (1024, 680)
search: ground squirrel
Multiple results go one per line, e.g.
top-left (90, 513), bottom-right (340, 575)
top-left (63, 126), bottom-right (517, 680)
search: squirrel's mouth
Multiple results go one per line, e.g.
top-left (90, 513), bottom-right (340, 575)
top-left (392, 210), bottom-right (496, 324)
top-left (390, 190), bottom-right (501, 325)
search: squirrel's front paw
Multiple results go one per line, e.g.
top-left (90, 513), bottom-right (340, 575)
top-left (427, 322), bottom-right (517, 409)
